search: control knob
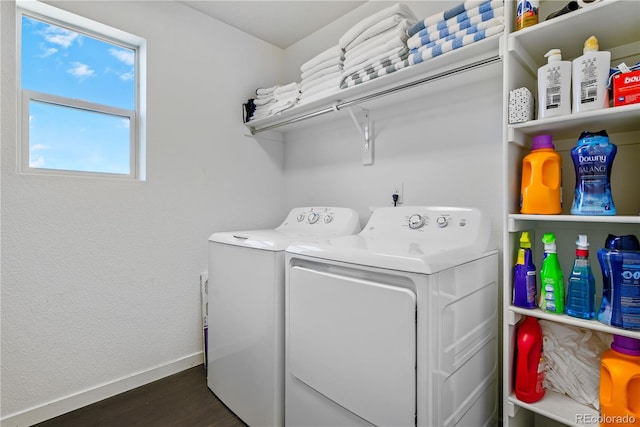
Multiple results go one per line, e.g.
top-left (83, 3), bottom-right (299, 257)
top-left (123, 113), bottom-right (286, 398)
top-left (324, 215), bottom-right (333, 223)
top-left (297, 214), bottom-right (305, 222)
top-left (408, 214), bottom-right (425, 229)
top-left (436, 216), bottom-right (449, 228)
top-left (308, 213), bottom-right (320, 224)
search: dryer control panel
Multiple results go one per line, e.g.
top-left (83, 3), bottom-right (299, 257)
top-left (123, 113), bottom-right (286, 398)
top-left (361, 206), bottom-right (493, 253)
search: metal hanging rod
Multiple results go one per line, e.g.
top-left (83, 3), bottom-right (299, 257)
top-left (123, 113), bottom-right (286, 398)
top-left (249, 54), bottom-right (502, 135)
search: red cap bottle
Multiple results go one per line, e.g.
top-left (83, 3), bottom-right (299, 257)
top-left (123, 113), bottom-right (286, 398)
top-left (514, 316), bottom-right (545, 403)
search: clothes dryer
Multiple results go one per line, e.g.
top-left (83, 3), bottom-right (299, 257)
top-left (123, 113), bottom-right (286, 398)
top-left (207, 207), bottom-right (360, 427)
top-left (285, 206), bottom-right (498, 427)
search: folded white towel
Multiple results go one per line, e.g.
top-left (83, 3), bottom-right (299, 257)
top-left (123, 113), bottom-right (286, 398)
top-left (269, 98), bottom-right (298, 115)
top-left (301, 70), bottom-right (343, 92)
top-left (253, 96), bottom-right (276, 106)
top-left (300, 45), bottom-right (343, 73)
top-left (301, 65), bottom-right (343, 87)
top-left (301, 56), bottom-right (344, 80)
top-left (344, 36), bottom-right (408, 71)
top-left (342, 46), bottom-right (409, 76)
top-left (300, 76), bottom-right (342, 98)
top-left (256, 85), bottom-right (278, 96)
top-left (298, 86), bottom-right (341, 105)
top-left (344, 21), bottom-right (410, 63)
top-left (343, 14), bottom-right (406, 51)
top-left (339, 3), bottom-right (417, 49)
top-left (274, 82), bottom-right (299, 96)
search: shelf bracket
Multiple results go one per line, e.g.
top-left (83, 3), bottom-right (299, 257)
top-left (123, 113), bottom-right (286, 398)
top-left (347, 106), bottom-right (374, 166)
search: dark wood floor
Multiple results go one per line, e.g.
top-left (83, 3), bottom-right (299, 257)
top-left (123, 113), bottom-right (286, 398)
top-left (35, 365), bottom-right (247, 427)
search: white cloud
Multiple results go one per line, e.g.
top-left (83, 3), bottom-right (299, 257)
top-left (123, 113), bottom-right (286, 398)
top-left (29, 155), bottom-right (45, 168)
top-left (67, 62), bottom-right (95, 81)
top-left (119, 71), bottom-right (134, 81)
top-left (43, 25), bottom-right (79, 48)
top-left (31, 144), bottom-right (51, 152)
top-left (109, 48), bottom-right (134, 66)
top-left (41, 47), bottom-right (58, 57)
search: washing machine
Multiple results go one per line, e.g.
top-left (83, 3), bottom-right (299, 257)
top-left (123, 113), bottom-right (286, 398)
top-left (285, 206), bottom-right (499, 427)
top-left (207, 207), bottom-right (361, 427)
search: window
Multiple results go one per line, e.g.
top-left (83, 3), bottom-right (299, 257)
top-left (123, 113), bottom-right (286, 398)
top-left (18, 1), bottom-right (145, 179)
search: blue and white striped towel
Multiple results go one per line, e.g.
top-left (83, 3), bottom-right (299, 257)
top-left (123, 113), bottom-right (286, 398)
top-left (407, 6), bottom-right (503, 50)
top-left (409, 16), bottom-right (504, 54)
top-left (408, 24), bottom-right (504, 65)
top-left (408, 0), bottom-right (502, 37)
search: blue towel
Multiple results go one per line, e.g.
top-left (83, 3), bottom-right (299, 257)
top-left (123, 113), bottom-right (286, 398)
top-left (408, 0), bottom-right (502, 37)
top-left (407, 7), bottom-right (503, 50)
top-left (408, 24), bottom-right (504, 65)
top-left (409, 16), bottom-right (504, 55)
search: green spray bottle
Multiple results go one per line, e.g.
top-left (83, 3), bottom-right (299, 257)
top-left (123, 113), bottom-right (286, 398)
top-left (539, 233), bottom-right (565, 313)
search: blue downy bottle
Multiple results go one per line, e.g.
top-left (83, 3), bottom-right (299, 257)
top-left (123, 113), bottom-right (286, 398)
top-left (570, 130), bottom-right (617, 215)
top-left (513, 232), bottom-right (537, 308)
top-left (566, 234), bottom-right (596, 319)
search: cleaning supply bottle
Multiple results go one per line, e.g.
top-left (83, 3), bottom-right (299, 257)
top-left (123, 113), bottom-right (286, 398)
top-left (516, 0), bottom-right (539, 31)
top-left (599, 335), bottom-right (640, 427)
top-left (570, 130), bottom-right (617, 215)
top-left (597, 234), bottom-right (640, 326)
top-left (514, 316), bottom-right (545, 403)
top-left (572, 35), bottom-right (611, 113)
top-left (565, 234), bottom-right (596, 319)
top-left (539, 233), bottom-right (564, 314)
top-left (513, 232), bottom-right (537, 308)
top-left (520, 134), bottom-right (562, 215)
top-left (537, 49), bottom-right (572, 119)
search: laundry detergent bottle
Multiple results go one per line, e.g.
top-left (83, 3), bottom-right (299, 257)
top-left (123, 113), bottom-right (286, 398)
top-left (539, 233), bottom-right (564, 314)
top-left (520, 134), bottom-right (562, 215)
top-left (514, 316), bottom-right (545, 403)
top-left (565, 234), bottom-right (596, 319)
top-left (572, 35), bottom-right (611, 113)
top-left (599, 335), bottom-right (640, 427)
top-left (513, 232), bottom-right (537, 309)
top-left (537, 49), bottom-right (571, 119)
top-left (570, 130), bottom-right (617, 215)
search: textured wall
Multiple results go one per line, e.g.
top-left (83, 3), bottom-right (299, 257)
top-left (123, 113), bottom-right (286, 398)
top-left (1, 0), bottom-right (286, 422)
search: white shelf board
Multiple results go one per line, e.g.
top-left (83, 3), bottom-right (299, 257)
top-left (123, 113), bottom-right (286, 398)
top-left (245, 34), bottom-right (502, 134)
top-left (509, 306), bottom-right (640, 340)
top-left (507, 103), bottom-right (640, 141)
top-left (508, 214), bottom-right (640, 232)
top-left (509, 0), bottom-right (640, 73)
top-left (508, 391), bottom-right (598, 427)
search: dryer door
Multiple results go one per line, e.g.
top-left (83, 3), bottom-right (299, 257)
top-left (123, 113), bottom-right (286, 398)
top-left (289, 266), bottom-right (416, 426)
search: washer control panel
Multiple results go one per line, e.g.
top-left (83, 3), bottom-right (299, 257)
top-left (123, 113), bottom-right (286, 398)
top-left (404, 213), bottom-right (458, 230)
top-left (278, 207), bottom-right (361, 234)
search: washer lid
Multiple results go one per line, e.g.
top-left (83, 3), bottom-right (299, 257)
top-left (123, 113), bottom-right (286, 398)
top-left (208, 207), bottom-right (362, 252)
top-left (286, 206), bottom-right (496, 274)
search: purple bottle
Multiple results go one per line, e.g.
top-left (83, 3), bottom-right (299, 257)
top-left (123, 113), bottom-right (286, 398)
top-left (513, 232), bottom-right (537, 308)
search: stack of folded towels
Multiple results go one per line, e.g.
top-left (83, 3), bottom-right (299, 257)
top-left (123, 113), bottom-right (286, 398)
top-left (339, 3), bottom-right (417, 89)
top-left (299, 46), bottom-right (344, 105)
top-left (250, 85), bottom-right (278, 121)
top-left (406, 0), bottom-right (504, 66)
top-left (270, 82), bottom-right (301, 115)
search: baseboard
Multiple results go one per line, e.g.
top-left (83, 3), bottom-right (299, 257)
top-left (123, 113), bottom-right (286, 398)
top-left (1, 352), bottom-right (203, 427)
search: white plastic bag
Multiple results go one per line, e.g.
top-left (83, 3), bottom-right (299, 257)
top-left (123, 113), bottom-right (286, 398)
top-left (539, 320), bottom-right (612, 410)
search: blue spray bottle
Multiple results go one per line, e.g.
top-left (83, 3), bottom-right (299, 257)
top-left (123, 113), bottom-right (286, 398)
top-left (513, 232), bottom-right (537, 308)
top-left (566, 234), bottom-right (596, 319)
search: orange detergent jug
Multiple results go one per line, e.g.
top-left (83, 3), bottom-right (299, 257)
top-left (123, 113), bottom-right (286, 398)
top-left (600, 335), bottom-right (640, 427)
top-left (520, 134), bottom-right (562, 214)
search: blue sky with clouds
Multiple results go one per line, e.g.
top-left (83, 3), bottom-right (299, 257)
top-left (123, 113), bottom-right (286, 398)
top-left (22, 15), bottom-right (135, 174)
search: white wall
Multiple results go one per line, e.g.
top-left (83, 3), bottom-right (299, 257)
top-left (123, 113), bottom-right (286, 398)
top-left (283, 1), bottom-right (504, 239)
top-left (0, 1), bottom-right (286, 424)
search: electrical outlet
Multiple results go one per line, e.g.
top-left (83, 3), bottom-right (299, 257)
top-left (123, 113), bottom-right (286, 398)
top-left (391, 183), bottom-right (404, 206)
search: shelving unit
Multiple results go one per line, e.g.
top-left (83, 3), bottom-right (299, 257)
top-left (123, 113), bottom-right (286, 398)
top-left (502, 0), bottom-right (640, 426)
top-left (244, 34), bottom-right (503, 136)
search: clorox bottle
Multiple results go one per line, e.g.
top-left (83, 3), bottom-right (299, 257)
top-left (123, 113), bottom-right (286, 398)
top-left (520, 134), bottom-right (562, 215)
top-left (514, 316), bottom-right (545, 403)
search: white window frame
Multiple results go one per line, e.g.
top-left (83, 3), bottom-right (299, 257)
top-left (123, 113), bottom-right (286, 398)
top-left (17, 0), bottom-right (146, 180)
